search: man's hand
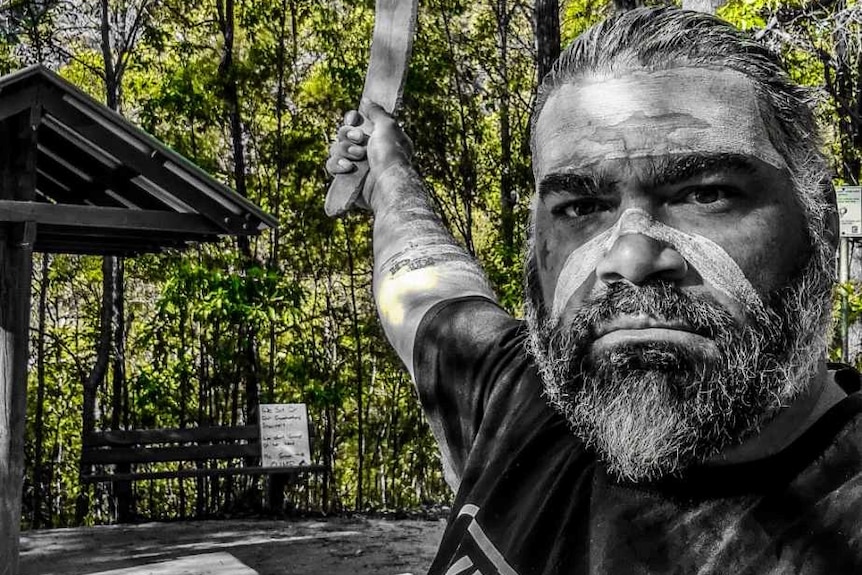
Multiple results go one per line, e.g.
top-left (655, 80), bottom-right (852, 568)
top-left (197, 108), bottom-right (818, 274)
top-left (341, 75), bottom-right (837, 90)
top-left (325, 101), bottom-right (413, 211)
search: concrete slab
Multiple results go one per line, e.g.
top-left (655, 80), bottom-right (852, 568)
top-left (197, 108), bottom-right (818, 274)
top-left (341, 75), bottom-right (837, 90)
top-left (83, 552), bottom-right (258, 575)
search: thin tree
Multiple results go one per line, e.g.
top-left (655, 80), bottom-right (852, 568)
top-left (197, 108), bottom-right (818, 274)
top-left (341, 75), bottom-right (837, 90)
top-left (76, 0), bottom-right (153, 524)
top-left (614, 0), bottom-right (643, 11)
top-left (215, 0), bottom-right (262, 432)
top-left (535, 0), bottom-right (560, 81)
top-left (492, 0), bottom-right (517, 263)
top-left (32, 255), bottom-right (50, 528)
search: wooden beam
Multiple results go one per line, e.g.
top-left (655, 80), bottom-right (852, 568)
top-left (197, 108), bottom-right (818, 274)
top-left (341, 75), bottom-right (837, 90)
top-left (0, 201), bottom-right (226, 235)
top-left (32, 241), bottom-right (166, 256)
top-left (33, 229), bottom-right (203, 254)
top-left (36, 148), bottom-right (126, 209)
top-left (34, 168), bottom-right (87, 206)
top-left (0, 86), bottom-right (36, 124)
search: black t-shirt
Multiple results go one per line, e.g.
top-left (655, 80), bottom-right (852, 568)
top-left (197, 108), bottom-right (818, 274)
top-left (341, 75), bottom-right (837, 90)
top-left (414, 297), bottom-right (862, 575)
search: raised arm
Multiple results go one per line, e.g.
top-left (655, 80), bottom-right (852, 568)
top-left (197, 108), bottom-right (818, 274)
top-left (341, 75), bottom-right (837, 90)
top-left (326, 103), bottom-right (497, 379)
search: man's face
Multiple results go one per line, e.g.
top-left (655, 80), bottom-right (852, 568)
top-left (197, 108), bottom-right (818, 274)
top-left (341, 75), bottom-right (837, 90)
top-left (525, 67), bottom-right (828, 482)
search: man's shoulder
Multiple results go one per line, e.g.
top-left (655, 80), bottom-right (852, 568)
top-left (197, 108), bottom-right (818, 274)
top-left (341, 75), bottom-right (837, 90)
top-left (415, 296), bottom-right (526, 365)
top-left (805, 390), bottom-right (862, 467)
top-left (815, 392), bottom-right (862, 477)
top-left (419, 295), bottom-right (522, 336)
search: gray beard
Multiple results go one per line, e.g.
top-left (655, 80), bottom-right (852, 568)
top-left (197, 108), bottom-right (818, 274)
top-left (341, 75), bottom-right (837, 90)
top-left (524, 254), bottom-right (833, 483)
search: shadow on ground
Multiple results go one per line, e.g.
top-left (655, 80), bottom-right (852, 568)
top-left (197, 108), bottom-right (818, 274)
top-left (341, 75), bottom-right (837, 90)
top-left (20, 517), bottom-right (446, 575)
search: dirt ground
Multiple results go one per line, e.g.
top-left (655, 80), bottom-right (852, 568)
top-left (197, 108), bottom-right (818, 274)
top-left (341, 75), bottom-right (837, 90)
top-left (19, 516), bottom-right (447, 575)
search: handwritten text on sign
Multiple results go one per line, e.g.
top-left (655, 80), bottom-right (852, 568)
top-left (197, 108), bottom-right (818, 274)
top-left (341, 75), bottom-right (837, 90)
top-left (259, 403), bottom-right (311, 467)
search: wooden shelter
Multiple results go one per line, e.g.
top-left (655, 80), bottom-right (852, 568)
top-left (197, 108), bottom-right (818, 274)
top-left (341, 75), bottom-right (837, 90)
top-left (0, 65), bottom-right (277, 573)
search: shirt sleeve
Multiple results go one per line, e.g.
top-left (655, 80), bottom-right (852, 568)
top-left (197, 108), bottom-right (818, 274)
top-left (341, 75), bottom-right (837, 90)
top-left (412, 296), bottom-right (525, 491)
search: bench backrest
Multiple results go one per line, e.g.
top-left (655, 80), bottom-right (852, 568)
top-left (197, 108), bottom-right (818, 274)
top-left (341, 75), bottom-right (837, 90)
top-left (81, 425), bottom-right (260, 466)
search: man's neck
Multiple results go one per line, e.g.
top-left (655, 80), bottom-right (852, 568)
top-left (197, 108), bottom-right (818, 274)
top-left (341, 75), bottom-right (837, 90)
top-left (709, 361), bottom-right (847, 466)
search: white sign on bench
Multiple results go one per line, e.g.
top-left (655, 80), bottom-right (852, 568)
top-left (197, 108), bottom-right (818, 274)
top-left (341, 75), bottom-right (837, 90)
top-left (258, 403), bottom-right (311, 467)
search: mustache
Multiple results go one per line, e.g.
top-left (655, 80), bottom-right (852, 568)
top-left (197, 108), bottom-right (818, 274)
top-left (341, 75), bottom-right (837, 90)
top-left (563, 282), bottom-right (739, 341)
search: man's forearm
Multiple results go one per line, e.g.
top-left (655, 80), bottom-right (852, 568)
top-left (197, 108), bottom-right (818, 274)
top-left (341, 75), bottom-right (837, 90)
top-left (371, 162), bottom-right (496, 378)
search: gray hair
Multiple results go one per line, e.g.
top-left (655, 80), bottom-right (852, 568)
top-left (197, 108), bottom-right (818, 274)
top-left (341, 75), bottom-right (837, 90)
top-left (530, 6), bottom-right (837, 277)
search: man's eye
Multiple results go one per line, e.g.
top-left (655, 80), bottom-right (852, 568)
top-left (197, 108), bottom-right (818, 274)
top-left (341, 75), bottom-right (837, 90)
top-left (685, 187), bottom-right (728, 205)
top-left (559, 200), bottom-right (609, 218)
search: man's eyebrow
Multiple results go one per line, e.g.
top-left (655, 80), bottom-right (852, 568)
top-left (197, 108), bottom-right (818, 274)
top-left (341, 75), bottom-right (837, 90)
top-left (538, 172), bottom-right (607, 197)
top-left (650, 153), bottom-right (760, 187)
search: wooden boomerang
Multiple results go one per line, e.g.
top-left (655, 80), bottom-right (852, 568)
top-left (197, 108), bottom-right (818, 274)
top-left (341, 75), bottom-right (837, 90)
top-left (325, 0), bottom-right (419, 217)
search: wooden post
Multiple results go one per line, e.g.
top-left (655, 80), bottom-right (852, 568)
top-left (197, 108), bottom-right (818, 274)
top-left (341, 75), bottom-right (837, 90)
top-left (0, 223), bottom-right (34, 575)
top-left (267, 474), bottom-right (288, 514)
top-left (0, 107), bottom-right (37, 575)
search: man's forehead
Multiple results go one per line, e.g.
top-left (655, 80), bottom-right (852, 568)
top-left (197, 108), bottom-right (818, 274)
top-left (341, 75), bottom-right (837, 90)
top-left (533, 67), bottom-right (787, 179)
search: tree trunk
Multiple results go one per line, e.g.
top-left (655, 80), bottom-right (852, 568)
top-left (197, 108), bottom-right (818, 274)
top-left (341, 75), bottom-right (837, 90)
top-left (31, 254), bottom-right (49, 529)
top-left (345, 225), bottom-right (365, 511)
top-left (197, 311), bottom-right (209, 516)
top-left (217, 0), bottom-right (261, 437)
top-left (99, 0), bottom-right (133, 523)
top-left (75, 255), bottom-right (113, 524)
top-left (535, 0), bottom-right (560, 81)
top-left (495, 0), bottom-right (516, 263)
top-left (614, 0), bottom-right (643, 11)
top-left (833, 19), bottom-right (861, 184)
top-left (267, 0), bottom-right (289, 404)
top-left (438, 8), bottom-right (478, 253)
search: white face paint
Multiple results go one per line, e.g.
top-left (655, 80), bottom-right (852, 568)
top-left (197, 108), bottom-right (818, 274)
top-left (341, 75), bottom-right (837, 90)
top-left (551, 208), bottom-right (765, 319)
top-left (534, 68), bottom-right (788, 177)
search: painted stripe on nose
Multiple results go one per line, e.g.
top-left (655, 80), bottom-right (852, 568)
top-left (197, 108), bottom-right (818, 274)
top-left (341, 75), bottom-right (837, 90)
top-left (551, 208), bottom-right (764, 319)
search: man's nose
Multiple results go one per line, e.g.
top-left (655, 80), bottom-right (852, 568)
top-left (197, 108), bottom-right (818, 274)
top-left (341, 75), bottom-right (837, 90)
top-left (594, 234), bottom-right (688, 285)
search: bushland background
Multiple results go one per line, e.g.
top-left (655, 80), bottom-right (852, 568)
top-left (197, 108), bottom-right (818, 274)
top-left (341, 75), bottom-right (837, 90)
top-left (0, 0), bottom-right (859, 529)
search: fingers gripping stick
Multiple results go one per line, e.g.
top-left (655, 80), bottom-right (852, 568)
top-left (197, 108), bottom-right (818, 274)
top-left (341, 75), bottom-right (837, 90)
top-left (325, 113), bottom-right (374, 216)
top-left (324, 0), bottom-right (418, 217)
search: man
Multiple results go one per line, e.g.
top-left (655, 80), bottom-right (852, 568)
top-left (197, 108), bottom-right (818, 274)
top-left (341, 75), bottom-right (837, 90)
top-left (326, 7), bottom-right (862, 574)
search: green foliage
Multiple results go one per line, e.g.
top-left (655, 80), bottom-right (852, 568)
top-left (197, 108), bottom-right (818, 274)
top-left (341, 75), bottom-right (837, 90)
top-left (832, 281), bottom-right (862, 365)
top-left (717, 0), bottom-right (776, 30)
top-left (562, 0), bottom-right (613, 44)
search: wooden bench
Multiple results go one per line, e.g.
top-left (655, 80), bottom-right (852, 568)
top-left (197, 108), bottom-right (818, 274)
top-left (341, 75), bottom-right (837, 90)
top-left (80, 424), bottom-right (326, 518)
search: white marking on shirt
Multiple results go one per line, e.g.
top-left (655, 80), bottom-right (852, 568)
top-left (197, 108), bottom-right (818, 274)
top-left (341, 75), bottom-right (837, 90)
top-left (449, 504), bottom-right (520, 575)
top-left (444, 555), bottom-right (476, 575)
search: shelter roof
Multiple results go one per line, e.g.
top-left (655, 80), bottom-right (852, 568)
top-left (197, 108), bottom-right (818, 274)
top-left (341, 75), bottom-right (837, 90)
top-left (0, 65), bottom-right (277, 255)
